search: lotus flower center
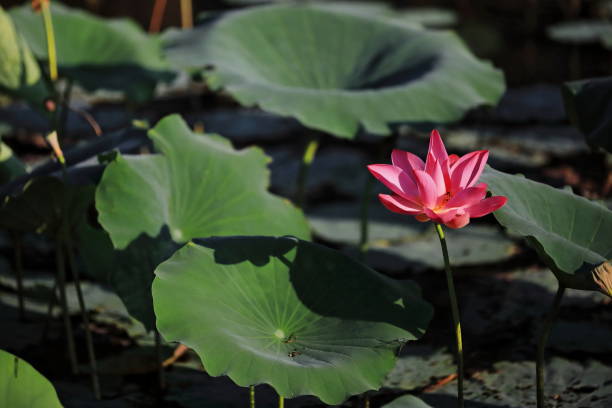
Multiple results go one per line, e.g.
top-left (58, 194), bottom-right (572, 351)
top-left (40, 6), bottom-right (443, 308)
top-left (434, 192), bottom-right (453, 211)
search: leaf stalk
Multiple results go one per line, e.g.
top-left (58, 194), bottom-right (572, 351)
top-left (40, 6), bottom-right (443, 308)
top-left (536, 284), bottom-right (565, 408)
top-left (435, 223), bottom-right (464, 408)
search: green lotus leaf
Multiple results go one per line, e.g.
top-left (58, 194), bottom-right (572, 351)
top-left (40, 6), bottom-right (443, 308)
top-left (9, 3), bottom-right (174, 102)
top-left (481, 167), bottom-right (612, 291)
top-left (153, 236), bottom-right (433, 404)
top-left (0, 349), bottom-right (63, 408)
top-left (562, 76), bottom-right (612, 153)
top-left (0, 6), bottom-right (48, 107)
top-left (96, 114), bottom-right (309, 250)
top-left (382, 394), bottom-right (433, 408)
top-left (164, 4), bottom-right (504, 138)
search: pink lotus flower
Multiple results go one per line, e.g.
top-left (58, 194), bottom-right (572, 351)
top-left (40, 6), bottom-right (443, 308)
top-left (367, 130), bottom-right (507, 229)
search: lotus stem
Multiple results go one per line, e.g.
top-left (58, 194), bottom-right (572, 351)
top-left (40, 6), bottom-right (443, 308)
top-left (364, 394), bottom-right (370, 408)
top-left (358, 176), bottom-right (374, 258)
top-left (278, 395), bottom-right (284, 408)
top-left (435, 223), bottom-right (464, 408)
top-left (180, 0), bottom-right (193, 29)
top-left (11, 232), bottom-right (26, 321)
top-left (41, 280), bottom-right (58, 342)
top-left (155, 329), bottom-right (166, 395)
top-left (536, 284), bottom-right (565, 408)
top-left (249, 385), bottom-right (255, 408)
top-left (64, 231), bottom-right (101, 400)
top-left (149, 0), bottom-right (167, 33)
top-left (54, 236), bottom-right (79, 375)
top-left (40, 0), bottom-right (58, 81)
top-left (295, 137), bottom-right (319, 207)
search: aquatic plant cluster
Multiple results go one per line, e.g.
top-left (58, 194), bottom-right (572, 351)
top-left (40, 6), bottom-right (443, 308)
top-left (0, 1), bottom-right (610, 408)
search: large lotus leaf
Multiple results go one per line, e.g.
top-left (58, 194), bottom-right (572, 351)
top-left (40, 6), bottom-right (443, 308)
top-left (0, 177), bottom-right (93, 236)
top-left (481, 167), bottom-right (612, 291)
top-left (96, 114), bottom-right (309, 249)
top-left (0, 6), bottom-right (48, 107)
top-left (9, 3), bottom-right (174, 102)
top-left (562, 76), bottom-right (612, 153)
top-left (153, 236), bottom-right (433, 404)
top-left (164, 4), bottom-right (504, 138)
top-left (0, 349), bottom-right (63, 408)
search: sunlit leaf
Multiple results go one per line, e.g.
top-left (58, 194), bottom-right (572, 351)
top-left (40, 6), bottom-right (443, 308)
top-left (96, 114), bottom-right (309, 249)
top-left (0, 349), bottom-right (63, 408)
top-left (153, 236), bottom-right (433, 404)
top-left (164, 4), bottom-right (504, 138)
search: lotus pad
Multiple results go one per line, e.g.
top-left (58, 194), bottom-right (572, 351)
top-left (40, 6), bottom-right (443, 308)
top-left (96, 114), bottom-right (310, 249)
top-left (0, 349), bottom-right (63, 408)
top-left (481, 166), bottom-right (612, 291)
top-left (0, 6), bottom-right (47, 106)
top-left (10, 3), bottom-right (174, 101)
top-left (164, 4), bottom-right (504, 138)
top-left (153, 236), bottom-right (433, 404)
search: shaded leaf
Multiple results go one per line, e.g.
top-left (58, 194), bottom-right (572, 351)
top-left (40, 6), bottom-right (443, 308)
top-left (153, 236), bottom-right (433, 404)
top-left (10, 3), bottom-right (174, 102)
top-left (77, 221), bottom-right (178, 331)
top-left (0, 6), bottom-right (48, 107)
top-left (0, 177), bottom-right (92, 236)
top-left (562, 76), bottom-right (612, 152)
top-left (0, 140), bottom-right (26, 184)
top-left (481, 166), bottom-right (612, 291)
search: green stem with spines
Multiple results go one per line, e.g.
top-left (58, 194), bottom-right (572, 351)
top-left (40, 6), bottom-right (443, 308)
top-left (278, 395), bottom-right (284, 408)
top-left (435, 223), bottom-right (464, 408)
top-left (536, 284), bottom-right (565, 408)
